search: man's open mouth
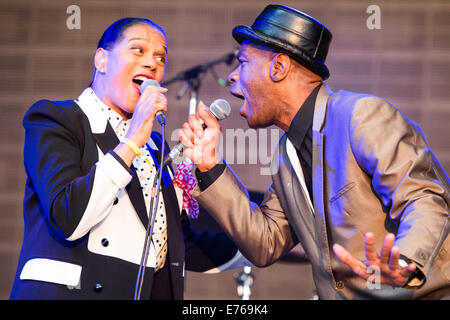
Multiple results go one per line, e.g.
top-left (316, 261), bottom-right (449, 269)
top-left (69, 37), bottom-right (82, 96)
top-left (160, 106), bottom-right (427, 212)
top-left (230, 91), bottom-right (244, 100)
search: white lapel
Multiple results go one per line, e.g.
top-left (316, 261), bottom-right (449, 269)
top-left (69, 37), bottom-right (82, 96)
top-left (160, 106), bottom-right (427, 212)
top-left (75, 87), bottom-right (160, 150)
top-left (75, 88), bottom-right (109, 134)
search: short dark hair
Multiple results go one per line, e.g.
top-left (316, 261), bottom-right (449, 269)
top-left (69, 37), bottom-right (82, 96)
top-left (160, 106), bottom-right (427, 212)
top-left (90, 17), bottom-right (167, 86)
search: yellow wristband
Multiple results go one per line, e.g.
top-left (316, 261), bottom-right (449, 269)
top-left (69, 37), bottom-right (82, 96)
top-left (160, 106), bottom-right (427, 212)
top-left (124, 138), bottom-right (141, 157)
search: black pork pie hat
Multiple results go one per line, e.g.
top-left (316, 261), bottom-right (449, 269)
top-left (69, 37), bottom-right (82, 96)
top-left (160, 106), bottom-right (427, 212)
top-left (232, 4), bottom-right (332, 79)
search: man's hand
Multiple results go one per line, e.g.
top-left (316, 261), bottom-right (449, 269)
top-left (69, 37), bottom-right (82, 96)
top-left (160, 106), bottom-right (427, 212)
top-left (179, 101), bottom-right (222, 172)
top-left (333, 232), bottom-right (417, 287)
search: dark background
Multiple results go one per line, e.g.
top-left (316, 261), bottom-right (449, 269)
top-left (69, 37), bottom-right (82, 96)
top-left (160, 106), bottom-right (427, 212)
top-left (0, 0), bottom-right (449, 299)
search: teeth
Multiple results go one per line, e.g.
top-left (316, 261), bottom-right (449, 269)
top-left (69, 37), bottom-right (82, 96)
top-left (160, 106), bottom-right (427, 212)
top-left (132, 75), bottom-right (151, 86)
top-left (133, 75), bottom-right (150, 81)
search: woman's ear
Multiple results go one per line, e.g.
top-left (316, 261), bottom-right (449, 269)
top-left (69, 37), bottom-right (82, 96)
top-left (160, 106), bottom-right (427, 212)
top-left (94, 48), bottom-right (108, 73)
top-left (269, 53), bottom-right (291, 82)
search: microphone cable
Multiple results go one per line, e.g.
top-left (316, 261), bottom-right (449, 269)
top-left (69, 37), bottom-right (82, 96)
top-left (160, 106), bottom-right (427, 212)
top-left (133, 116), bottom-right (166, 300)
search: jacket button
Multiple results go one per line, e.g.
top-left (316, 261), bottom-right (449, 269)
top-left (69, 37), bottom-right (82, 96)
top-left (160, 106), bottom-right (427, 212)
top-left (101, 238), bottom-right (109, 247)
top-left (94, 283), bottom-right (102, 292)
top-left (335, 280), bottom-right (345, 290)
top-left (418, 251), bottom-right (427, 261)
top-left (113, 197), bottom-right (119, 205)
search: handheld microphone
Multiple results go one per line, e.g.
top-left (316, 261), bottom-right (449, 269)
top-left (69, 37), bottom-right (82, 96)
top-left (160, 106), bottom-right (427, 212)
top-left (140, 79), bottom-right (166, 125)
top-left (163, 99), bottom-right (231, 168)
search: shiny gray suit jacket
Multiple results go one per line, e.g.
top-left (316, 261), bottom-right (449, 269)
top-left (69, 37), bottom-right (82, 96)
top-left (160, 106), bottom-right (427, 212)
top-left (194, 85), bottom-right (450, 299)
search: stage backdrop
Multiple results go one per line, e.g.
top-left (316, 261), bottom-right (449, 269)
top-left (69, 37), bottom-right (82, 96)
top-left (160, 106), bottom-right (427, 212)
top-left (0, 0), bottom-right (449, 299)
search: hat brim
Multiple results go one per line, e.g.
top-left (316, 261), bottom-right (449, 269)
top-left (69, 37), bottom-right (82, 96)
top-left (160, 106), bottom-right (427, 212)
top-left (232, 25), bottom-right (330, 80)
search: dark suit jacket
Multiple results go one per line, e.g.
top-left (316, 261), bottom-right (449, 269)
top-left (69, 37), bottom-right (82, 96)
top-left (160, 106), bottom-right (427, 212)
top-left (11, 96), bottom-right (238, 300)
top-left (195, 85), bottom-right (450, 299)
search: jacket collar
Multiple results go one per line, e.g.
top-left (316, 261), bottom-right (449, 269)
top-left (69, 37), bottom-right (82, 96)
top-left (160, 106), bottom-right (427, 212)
top-left (312, 84), bottom-right (333, 132)
top-left (75, 88), bottom-right (109, 134)
top-left (75, 87), bottom-right (159, 150)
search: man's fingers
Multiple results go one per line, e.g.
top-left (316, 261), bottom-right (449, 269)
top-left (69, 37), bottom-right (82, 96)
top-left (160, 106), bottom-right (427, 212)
top-left (333, 244), bottom-right (350, 263)
top-left (188, 111), bottom-right (204, 139)
top-left (197, 100), bottom-right (220, 130)
top-left (187, 114), bottom-right (198, 131)
top-left (333, 244), bottom-right (368, 279)
top-left (364, 232), bottom-right (378, 266)
top-left (380, 233), bottom-right (395, 265)
top-left (389, 246), bottom-right (400, 270)
top-left (397, 262), bottom-right (416, 281)
top-left (179, 123), bottom-right (194, 148)
top-left (405, 263), bottom-right (416, 274)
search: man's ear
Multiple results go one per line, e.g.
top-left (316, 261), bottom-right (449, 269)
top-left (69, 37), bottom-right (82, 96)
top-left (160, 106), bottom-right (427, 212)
top-left (94, 48), bottom-right (108, 73)
top-left (269, 53), bottom-right (290, 82)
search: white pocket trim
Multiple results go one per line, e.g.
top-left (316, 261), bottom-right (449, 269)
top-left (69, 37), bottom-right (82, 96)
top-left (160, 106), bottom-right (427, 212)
top-left (20, 258), bottom-right (82, 287)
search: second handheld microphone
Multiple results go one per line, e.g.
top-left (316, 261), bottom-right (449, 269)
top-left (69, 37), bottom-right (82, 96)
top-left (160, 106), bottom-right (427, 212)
top-left (163, 99), bottom-right (231, 168)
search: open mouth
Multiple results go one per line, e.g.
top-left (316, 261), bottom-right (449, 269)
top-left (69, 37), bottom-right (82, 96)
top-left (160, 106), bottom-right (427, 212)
top-left (230, 90), bottom-right (244, 100)
top-left (132, 75), bottom-right (153, 92)
top-left (132, 79), bottom-right (144, 86)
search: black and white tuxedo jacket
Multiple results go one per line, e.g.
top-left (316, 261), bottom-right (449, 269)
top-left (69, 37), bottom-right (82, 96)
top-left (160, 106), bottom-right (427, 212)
top-left (10, 89), bottom-right (246, 299)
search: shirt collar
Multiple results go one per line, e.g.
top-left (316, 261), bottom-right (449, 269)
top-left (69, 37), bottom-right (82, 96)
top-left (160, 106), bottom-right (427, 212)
top-left (286, 83), bottom-right (322, 150)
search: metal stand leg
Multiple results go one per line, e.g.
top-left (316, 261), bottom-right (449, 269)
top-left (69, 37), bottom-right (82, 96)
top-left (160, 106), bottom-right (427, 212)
top-left (234, 266), bottom-right (254, 300)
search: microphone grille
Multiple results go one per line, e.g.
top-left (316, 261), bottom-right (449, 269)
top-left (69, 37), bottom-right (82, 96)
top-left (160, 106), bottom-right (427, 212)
top-left (140, 79), bottom-right (160, 94)
top-left (209, 99), bottom-right (231, 120)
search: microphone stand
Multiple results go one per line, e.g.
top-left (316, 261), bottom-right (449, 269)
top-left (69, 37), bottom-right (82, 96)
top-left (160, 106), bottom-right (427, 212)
top-left (161, 49), bottom-right (237, 115)
top-left (133, 50), bottom-right (237, 299)
top-left (234, 266), bottom-right (254, 300)
top-left (134, 119), bottom-right (166, 300)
